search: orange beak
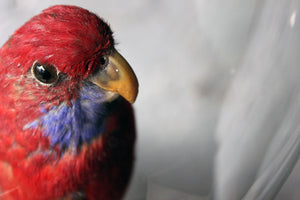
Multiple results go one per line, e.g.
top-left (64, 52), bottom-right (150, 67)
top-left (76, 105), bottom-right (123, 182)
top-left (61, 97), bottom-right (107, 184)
top-left (90, 48), bottom-right (138, 103)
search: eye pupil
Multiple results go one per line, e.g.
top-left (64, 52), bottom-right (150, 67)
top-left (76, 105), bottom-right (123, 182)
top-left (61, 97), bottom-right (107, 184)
top-left (100, 56), bottom-right (108, 66)
top-left (36, 65), bottom-right (51, 80)
top-left (32, 62), bottom-right (58, 84)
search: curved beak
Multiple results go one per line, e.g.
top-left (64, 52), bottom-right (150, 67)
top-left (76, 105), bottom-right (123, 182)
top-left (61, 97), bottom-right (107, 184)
top-left (90, 48), bottom-right (138, 103)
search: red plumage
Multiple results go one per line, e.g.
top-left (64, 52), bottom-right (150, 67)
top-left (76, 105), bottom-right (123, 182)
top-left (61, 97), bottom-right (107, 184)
top-left (0, 5), bottom-right (137, 200)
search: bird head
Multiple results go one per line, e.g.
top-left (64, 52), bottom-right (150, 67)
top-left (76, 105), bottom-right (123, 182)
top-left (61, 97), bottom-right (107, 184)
top-left (0, 5), bottom-right (138, 152)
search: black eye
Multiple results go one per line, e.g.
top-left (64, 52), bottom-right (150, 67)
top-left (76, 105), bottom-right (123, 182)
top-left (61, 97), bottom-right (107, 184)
top-left (32, 62), bottom-right (58, 85)
top-left (99, 56), bottom-right (108, 67)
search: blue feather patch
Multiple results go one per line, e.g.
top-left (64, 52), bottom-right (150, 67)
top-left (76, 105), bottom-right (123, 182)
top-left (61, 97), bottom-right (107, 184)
top-left (24, 82), bottom-right (111, 151)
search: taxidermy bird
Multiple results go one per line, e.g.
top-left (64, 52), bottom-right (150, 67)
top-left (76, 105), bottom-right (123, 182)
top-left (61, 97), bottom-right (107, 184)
top-left (0, 5), bottom-right (138, 200)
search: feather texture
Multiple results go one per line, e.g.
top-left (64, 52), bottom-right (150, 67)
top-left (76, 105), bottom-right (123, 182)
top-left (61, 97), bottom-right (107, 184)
top-left (0, 5), bottom-right (136, 200)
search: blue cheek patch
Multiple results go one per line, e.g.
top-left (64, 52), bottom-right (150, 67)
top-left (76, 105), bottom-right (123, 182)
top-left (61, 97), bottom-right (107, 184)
top-left (24, 82), bottom-right (110, 151)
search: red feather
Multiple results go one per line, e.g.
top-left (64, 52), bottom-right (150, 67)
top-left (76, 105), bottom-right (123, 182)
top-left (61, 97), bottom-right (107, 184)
top-left (0, 5), bottom-right (136, 200)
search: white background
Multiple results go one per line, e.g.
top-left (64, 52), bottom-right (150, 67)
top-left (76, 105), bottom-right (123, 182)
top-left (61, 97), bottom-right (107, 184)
top-left (0, 1), bottom-right (299, 199)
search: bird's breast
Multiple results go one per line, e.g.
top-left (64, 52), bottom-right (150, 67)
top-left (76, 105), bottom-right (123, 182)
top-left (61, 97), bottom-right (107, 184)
top-left (0, 97), bottom-right (135, 200)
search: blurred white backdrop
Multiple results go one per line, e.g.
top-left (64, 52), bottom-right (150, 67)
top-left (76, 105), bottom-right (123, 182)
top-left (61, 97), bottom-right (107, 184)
top-left (0, 0), bottom-right (299, 200)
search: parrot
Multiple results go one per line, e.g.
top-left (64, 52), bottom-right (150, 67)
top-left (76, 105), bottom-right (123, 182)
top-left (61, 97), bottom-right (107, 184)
top-left (0, 4), bottom-right (138, 200)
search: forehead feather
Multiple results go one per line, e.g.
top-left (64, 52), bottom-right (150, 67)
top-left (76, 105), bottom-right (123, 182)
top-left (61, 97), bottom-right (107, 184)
top-left (3, 5), bottom-right (114, 76)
